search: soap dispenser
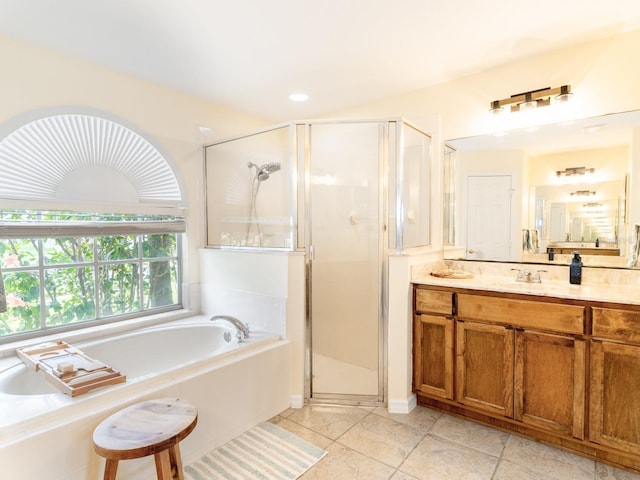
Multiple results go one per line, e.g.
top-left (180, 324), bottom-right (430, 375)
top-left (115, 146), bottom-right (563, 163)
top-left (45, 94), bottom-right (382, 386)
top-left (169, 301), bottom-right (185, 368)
top-left (570, 251), bottom-right (582, 285)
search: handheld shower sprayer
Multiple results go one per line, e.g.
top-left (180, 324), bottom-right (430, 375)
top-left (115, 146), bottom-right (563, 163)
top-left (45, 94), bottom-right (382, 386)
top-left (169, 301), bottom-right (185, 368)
top-left (247, 161), bottom-right (281, 181)
top-left (245, 160), bottom-right (282, 245)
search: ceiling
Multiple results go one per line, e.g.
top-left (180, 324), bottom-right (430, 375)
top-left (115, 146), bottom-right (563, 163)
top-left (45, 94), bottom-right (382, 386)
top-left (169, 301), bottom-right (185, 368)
top-left (1, 0), bottom-right (640, 121)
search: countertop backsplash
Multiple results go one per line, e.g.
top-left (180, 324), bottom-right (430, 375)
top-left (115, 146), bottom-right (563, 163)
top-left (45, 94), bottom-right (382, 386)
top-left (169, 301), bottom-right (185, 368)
top-left (413, 260), bottom-right (640, 287)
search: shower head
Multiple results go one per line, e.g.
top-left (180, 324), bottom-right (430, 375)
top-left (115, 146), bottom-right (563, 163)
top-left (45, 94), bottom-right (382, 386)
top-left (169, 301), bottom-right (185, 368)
top-left (261, 162), bottom-right (281, 174)
top-left (248, 161), bottom-right (281, 181)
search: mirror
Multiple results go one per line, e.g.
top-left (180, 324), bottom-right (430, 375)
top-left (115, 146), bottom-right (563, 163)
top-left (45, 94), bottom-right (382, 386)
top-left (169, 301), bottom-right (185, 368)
top-left (445, 109), bottom-right (640, 268)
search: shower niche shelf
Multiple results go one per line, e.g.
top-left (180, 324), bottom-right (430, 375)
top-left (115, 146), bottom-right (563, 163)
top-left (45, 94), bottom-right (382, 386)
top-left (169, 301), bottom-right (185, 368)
top-left (16, 340), bottom-right (126, 397)
top-left (216, 215), bottom-right (294, 248)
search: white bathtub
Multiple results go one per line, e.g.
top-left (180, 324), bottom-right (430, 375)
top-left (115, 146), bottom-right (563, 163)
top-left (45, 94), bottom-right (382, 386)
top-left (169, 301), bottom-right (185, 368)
top-left (0, 321), bottom-right (246, 396)
top-left (0, 314), bottom-right (291, 480)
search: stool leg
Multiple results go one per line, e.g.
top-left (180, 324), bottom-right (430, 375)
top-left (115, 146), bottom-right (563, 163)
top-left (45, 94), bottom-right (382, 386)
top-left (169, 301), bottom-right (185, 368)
top-left (103, 459), bottom-right (119, 480)
top-left (154, 450), bottom-right (173, 480)
top-left (168, 444), bottom-right (185, 480)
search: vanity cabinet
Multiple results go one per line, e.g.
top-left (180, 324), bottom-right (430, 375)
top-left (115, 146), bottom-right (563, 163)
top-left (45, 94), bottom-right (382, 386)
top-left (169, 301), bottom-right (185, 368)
top-left (514, 330), bottom-right (585, 439)
top-left (413, 284), bottom-right (640, 474)
top-left (455, 320), bottom-right (514, 416)
top-left (590, 307), bottom-right (640, 456)
top-left (455, 293), bottom-right (586, 437)
top-left (413, 289), bottom-right (454, 399)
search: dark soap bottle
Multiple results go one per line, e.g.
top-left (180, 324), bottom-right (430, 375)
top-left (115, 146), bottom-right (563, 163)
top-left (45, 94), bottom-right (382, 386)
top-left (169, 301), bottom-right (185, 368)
top-left (570, 252), bottom-right (582, 285)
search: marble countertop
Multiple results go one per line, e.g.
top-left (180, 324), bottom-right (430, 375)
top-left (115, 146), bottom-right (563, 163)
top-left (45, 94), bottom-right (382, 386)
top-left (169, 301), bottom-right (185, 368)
top-left (412, 273), bottom-right (640, 306)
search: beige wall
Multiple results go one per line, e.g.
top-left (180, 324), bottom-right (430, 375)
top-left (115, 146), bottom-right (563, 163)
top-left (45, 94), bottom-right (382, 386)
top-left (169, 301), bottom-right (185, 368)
top-left (0, 35), bottom-right (269, 289)
top-left (529, 146), bottom-right (628, 186)
top-left (330, 29), bottom-right (640, 143)
top-left (336, 28), bottom-right (640, 409)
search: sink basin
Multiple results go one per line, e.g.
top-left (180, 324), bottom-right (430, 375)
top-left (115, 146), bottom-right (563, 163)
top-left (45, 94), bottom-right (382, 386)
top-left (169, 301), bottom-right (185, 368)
top-left (479, 276), bottom-right (548, 289)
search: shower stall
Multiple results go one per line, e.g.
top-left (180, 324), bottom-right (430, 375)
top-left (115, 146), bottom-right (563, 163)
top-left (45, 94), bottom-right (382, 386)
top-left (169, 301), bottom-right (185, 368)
top-left (204, 118), bottom-right (431, 404)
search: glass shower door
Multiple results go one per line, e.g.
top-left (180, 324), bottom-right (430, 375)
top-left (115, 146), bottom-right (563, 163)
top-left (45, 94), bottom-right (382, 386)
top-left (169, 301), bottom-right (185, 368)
top-left (308, 121), bottom-right (383, 401)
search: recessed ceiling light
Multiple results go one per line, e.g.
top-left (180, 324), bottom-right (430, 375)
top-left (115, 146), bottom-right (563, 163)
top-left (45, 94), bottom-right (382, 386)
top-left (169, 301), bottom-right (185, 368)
top-left (289, 93), bottom-right (309, 102)
top-left (583, 124), bottom-right (605, 134)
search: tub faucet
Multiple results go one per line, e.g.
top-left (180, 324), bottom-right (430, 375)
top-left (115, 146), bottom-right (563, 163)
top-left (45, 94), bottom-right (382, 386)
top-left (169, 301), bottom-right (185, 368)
top-left (210, 315), bottom-right (250, 342)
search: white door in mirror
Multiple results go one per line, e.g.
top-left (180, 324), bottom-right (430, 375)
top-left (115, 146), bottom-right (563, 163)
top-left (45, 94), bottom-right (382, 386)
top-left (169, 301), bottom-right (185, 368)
top-left (466, 175), bottom-right (513, 261)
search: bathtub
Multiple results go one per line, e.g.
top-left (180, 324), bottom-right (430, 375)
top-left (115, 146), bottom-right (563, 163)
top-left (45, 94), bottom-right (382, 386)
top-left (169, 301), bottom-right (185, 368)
top-left (0, 314), bottom-right (291, 480)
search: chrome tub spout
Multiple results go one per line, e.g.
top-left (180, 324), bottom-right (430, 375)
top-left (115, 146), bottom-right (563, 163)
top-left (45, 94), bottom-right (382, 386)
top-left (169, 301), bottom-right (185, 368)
top-left (210, 315), bottom-right (250, 342)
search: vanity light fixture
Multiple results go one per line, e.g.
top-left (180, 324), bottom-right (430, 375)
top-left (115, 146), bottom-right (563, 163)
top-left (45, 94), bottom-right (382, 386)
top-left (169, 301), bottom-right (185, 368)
top-left (570, 190), bottom-right (596, 196)
top-left (489, 85), bottom-right (572, 115)
top-left (556, 166), bottom-right (595, 177)
top-left (583, 202), bottom-right (603, 208)
top-left (555, 85), bottom-right (573, 103)
top-left (585, 210), bottom-right (606, 217)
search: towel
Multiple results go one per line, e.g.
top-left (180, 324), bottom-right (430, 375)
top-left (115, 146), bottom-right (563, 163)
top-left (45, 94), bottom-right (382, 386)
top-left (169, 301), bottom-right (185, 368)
top-left (523, 229), bottom-right (534, 252)
top-left (630, 224), bottom-right (640, 268)
top-left (531, 229), bottom-right (539, 251)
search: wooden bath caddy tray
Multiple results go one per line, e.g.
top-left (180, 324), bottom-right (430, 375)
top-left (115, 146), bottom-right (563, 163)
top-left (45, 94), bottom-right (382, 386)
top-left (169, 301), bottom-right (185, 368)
top-left (16, 340), bottom-right (126, 397)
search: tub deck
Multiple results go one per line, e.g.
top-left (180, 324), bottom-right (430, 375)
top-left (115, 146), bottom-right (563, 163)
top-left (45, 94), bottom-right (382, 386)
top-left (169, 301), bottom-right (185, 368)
top-left (0, 313), bottom-right (290, 479)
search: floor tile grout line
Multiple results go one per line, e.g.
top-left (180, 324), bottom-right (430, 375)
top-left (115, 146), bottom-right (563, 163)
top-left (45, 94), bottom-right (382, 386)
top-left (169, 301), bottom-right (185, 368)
top-left (336, 408), bottom-right (431, 473)
top-left (332, 408), bottom-right (404, 471)
top-left (277, 404), bottom-right (640, 479)
top-left (396, 409), bottom-right (441, 476)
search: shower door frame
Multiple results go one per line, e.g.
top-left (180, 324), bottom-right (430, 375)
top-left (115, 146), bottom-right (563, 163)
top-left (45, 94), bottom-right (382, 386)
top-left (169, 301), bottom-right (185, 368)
top-left (301, 119), bottom-right (391, 406)
top-left (203, 118), bottom-right (431, 407)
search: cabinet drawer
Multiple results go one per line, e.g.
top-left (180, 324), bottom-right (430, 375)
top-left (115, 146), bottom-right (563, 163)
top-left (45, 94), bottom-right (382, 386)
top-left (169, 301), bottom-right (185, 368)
top-left (593, 307), bottom-right (640, 343)
top-left (457, 294), bottom-right (585, 334)
top-left (415, 289), bottom-right (453, 315)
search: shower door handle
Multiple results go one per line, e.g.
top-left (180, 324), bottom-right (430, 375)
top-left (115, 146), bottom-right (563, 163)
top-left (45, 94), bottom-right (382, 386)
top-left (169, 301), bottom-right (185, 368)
top-left (309, 245), bottom-right (315, 261)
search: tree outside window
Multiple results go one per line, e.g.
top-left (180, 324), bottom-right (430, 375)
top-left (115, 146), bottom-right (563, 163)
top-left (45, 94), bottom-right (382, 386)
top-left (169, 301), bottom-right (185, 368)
top-left (0, 211), bottom-right (183, 340)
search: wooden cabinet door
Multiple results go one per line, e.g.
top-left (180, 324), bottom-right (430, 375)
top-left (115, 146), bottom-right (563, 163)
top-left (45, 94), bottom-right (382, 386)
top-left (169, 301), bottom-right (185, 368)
top-left (456, 320), bottom-right (514, 417)
top-left (590, 340), bottom-right (640, 455)
top-left (514, 330), bottom-right (585, 439)
top-left (414, 313), bottom-right (454, 399)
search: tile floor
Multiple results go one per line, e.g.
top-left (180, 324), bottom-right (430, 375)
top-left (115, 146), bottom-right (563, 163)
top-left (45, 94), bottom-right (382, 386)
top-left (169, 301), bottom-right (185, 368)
top-left (270, 403), bottom-right (640, 480)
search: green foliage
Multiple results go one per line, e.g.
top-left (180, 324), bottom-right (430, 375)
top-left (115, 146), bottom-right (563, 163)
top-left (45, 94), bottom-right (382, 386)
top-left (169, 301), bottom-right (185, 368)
top-left (0, 270), bottom-right (40, 335)
top-left (0, 229), bottom-right (179, 338)
top-left (43, 237), bottom-right (94, 264)
top-left (44, 266), bottom-right (96, 327)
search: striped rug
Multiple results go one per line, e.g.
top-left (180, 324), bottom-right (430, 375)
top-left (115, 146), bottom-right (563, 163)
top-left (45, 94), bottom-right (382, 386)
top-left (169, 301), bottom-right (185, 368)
top-left (184, 422), bottom-right (327, 479)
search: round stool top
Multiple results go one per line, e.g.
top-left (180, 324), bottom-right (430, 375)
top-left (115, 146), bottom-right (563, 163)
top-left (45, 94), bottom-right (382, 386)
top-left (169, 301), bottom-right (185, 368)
top-left (93, 398), bottom-right (198, 460)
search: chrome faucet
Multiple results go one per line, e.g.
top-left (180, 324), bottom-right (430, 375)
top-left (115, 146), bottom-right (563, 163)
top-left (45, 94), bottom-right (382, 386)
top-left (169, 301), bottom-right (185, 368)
top-left (511, 268), bottom-right (546, 283)
top-left (210, 315), bottom-right (250, 342)
top-left (532, 270), bottom-right (547, 283)
top-left (511, 268), bottom-right (525, 282)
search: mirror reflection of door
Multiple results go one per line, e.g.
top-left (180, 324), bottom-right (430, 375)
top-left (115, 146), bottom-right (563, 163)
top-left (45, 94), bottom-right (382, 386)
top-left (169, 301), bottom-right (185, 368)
top-left (466, 175), bottom-right (513, 260)
top-left (550, 203), bottom-right (567, 242)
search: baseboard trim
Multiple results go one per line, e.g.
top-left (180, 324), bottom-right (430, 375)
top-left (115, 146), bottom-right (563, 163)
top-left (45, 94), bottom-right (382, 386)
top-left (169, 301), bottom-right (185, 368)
top-left (290, 394), bottom-right (305, 409)
top-left (387, 394), bottom-right (417, 414)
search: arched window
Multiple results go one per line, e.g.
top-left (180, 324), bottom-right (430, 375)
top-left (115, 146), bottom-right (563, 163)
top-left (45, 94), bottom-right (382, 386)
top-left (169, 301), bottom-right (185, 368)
top-left (0, 112), bottom-right (185, 341)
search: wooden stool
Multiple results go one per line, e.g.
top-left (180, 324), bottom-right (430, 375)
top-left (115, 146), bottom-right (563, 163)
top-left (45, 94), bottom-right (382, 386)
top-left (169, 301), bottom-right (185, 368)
top-left (93, 398), bottom-right (198, 480)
